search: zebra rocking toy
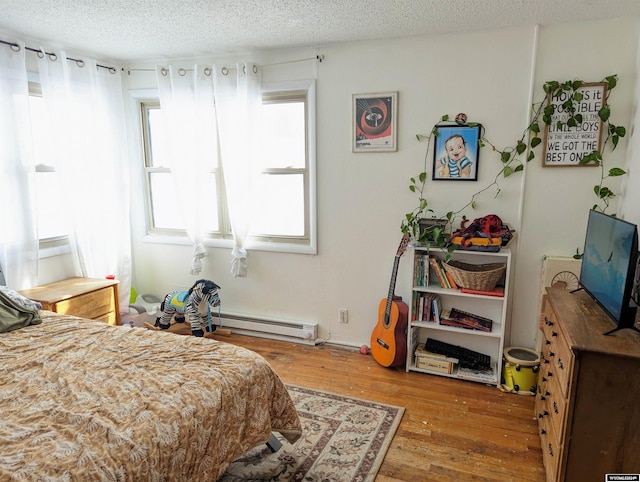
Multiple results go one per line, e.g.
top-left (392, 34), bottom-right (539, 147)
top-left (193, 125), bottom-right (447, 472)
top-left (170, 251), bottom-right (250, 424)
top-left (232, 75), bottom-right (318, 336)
top-left (155, 279), bottom-right (221, 337)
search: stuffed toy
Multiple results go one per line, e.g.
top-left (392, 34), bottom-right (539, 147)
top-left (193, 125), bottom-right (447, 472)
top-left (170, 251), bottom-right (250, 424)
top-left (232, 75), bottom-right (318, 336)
top-left (155, 279), bottom-right (221, 337)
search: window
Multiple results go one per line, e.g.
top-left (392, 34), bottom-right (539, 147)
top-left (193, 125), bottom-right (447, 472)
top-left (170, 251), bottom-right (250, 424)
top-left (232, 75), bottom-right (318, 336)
top-left (28, 83), bottom-right (71, 244)
top-left (139, 80), bottom-right (316, 252)
top-left (140, 101), bottom-right (223, 234)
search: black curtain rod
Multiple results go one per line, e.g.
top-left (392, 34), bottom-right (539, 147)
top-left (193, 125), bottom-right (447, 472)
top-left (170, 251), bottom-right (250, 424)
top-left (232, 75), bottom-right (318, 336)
top-left (0, 39), bottom-right (118, 74)
top-left (124, 54), bottom-right (325, 75)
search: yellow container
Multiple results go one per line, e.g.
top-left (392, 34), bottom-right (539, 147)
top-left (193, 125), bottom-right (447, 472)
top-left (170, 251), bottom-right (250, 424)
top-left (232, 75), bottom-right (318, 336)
top-left (501, 346), bottom-right (540, 394)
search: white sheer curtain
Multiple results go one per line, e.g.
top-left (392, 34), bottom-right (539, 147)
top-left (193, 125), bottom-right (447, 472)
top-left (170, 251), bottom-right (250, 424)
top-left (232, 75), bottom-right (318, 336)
top-left (155, 65), bottom-right (217, 275)
top-left (213, 62), bottom-right (261, 277)
top-left (36, 51), bottom-right (132, 311)
top-left (0, 42), bottom-right (39, 289)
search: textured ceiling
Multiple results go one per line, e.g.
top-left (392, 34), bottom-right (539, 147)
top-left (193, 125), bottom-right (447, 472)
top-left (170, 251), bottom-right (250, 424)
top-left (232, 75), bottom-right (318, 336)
top-left (0, 0), bottom-right (639, 62)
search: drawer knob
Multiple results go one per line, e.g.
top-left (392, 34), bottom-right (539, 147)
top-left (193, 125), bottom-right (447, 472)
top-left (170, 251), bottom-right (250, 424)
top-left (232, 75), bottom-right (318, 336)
top-left (551, 331), bottom-right (558, 337)
top-left (548, 443), bottom-right (554, 457)
top-left (545, 340), bottom-right (551, 345)
top-left (549, 351), bottom-right (555, 357)
top-left (553, 401), bottom-right (559, 414)
top-left (547, 371), bottom-right (553, 377)
top-left (541, 429), bottom-right (547, 435)
top-left (545, 317), bottom-right (554, 327)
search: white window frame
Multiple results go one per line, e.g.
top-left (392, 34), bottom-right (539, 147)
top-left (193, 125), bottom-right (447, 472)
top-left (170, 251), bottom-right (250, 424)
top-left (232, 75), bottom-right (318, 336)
top-left (134, 79), bottom-right (317, 255)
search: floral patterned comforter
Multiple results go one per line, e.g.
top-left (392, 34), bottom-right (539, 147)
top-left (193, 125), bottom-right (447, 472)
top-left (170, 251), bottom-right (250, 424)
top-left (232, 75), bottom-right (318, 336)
top-left (0, 311), bottom-right (301, 481)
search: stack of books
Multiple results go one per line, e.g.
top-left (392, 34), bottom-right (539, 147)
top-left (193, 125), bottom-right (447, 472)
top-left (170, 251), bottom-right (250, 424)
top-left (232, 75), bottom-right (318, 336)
top-left (411, 292), bottom-right (442, 322)
top-left (429, 257), bottom-right (458, 289)
top-left (439, 307), bottom-right (493, 332)
top-left (414, 345), bottom-right (458, 374)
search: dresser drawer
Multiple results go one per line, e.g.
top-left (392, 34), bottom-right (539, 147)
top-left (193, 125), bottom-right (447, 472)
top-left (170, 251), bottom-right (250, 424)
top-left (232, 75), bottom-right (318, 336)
top-left (54, 287), bottom-right (115, 320)
top-left (94, 311), bottom-right (118, 325)
top-left (545, 370), bottom-right (567, 442)
top-left (542, 313), bottom-right (573, 397)
top-left (539, 405), bottom-right (561, 482)
top-left (20, 277), bottom-right (121, 326)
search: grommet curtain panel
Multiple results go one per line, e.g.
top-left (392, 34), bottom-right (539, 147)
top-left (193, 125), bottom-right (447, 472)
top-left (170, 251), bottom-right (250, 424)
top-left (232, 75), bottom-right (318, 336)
top-left (157, 61), bottom-right (261, 277)
top-left (155, 65), bottom-right (216, 276)
top-left (0, 41), bottom-right (38, 289)
top-left (213, 62), bottom-right (261, 278)
top-left (0, 40), bottom-right (132, 311)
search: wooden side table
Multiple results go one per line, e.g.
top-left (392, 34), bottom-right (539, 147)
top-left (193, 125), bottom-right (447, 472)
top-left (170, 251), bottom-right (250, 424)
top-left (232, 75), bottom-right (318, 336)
top-left (20, 277), bottom-right (121, 325)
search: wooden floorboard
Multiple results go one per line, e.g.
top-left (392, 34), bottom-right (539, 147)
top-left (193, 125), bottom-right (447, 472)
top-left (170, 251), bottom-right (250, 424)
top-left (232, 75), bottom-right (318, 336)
top-left (216, 332), bottom-right (546, 482)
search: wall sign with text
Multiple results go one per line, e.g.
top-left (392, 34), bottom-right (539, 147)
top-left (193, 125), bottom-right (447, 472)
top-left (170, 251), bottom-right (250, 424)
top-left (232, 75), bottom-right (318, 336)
top-left (542, 82), bottom-right (606, 167)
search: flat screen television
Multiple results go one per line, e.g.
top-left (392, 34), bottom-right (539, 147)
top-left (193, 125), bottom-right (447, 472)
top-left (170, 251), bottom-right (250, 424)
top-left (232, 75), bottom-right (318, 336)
top-left (577, 209), bottom-right (639, 335)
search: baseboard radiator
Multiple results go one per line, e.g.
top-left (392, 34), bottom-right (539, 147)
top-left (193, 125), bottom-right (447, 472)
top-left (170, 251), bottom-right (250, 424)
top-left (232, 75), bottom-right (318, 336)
top-left (218, 311), bottom-right (318, 345)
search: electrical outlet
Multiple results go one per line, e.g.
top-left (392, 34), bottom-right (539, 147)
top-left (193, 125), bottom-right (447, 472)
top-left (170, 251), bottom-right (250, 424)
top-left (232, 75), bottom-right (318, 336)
top-left (339, 309), bottom-right (349, 323)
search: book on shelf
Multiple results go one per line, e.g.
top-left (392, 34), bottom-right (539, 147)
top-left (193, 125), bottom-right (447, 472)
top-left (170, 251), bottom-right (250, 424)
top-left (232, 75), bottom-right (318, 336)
top-left (444, 270), bottom-right (459, 289)
top-left (429, 256), bottom-right (450, 288)
top-left (459, 286), bottom-right (504, 297)
top-left (456, 363), bottom-right (497, 383)
top-left (414, 346), bottom-right (459, 364)
top-left (414, 353), bottom-right (455, 374)
top-left (411, 292), bottom-right (424, 321)
top-left (414, 252), bottom-right (429, 286)
top-left (439, 317), bottom-right (483, 331)
top-left (413, 293), bottom-right (442, 323)
top-left (431, 295), bottom-right (442, 324)
top-left (446, 307), bottom-right (493, 332)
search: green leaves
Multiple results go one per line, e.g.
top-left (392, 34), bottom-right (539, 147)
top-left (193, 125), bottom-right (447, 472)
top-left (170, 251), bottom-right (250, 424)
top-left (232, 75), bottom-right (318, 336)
top-left (594, 185), bottom-right (615, 200)
top-left (609, 167), bottom-right (626, 177)
top-left (608, 123), bottom-right (626, 150)
top-left (579, 151), bottom-right (602, 165)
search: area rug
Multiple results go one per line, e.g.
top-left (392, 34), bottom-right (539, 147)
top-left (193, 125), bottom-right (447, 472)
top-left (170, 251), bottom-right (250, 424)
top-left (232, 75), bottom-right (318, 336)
top-left (219, 385), bottom-right (404, 481)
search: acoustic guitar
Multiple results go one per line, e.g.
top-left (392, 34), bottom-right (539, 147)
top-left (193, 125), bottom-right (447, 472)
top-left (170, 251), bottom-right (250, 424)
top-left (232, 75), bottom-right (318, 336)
top-left (370, 234), bottom-right (409, 368)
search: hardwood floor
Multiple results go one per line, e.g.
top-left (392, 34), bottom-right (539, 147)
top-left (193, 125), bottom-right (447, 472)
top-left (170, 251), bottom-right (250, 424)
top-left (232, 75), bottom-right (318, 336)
top-left (220, 333), bottom-right (546, 482)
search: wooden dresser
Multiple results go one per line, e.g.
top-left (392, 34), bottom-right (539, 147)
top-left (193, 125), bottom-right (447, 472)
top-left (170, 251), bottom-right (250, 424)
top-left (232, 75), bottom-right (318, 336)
top-left (538, 287), bottom-right (640, 481)
top-left (20, 277), bottom-right (121, 326)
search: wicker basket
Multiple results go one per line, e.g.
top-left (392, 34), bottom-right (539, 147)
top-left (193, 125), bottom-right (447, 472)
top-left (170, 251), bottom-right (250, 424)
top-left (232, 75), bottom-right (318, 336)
top-left (442, 260), bottom-right (506, 291)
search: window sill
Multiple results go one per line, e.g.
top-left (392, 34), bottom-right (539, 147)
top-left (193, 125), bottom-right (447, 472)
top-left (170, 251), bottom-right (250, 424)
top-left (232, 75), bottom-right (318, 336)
top-left (142, 234), bottom-right (317, 255)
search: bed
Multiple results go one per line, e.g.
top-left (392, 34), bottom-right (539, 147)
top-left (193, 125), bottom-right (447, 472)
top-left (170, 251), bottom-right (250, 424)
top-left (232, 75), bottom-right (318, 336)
top-left (0, 296), bottom-right (301, 481)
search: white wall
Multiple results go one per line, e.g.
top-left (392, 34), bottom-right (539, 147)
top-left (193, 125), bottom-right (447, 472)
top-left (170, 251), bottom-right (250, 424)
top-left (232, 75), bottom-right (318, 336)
top-left (38, 17), bottom-right (639, 349)
top-left (516, 18), bottom-right (639, 347)
top-left (621, 25), bottom-right (640, 227)
top-left (124, 26), bottom-right (539, 347)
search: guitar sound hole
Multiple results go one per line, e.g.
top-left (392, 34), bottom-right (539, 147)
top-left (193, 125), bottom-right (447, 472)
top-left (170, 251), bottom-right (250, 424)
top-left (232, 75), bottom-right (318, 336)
top-left (376, 338), bottom-right (389, 350)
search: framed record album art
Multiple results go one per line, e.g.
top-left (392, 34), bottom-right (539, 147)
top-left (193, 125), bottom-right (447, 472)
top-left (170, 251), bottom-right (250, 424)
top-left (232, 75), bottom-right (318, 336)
top-left (352, 92), bottom-right (397, 152)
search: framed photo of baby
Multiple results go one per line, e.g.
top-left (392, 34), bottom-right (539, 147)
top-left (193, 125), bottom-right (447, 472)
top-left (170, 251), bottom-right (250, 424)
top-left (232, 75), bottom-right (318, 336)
top-left (432, 125), bottom-right (482, 181)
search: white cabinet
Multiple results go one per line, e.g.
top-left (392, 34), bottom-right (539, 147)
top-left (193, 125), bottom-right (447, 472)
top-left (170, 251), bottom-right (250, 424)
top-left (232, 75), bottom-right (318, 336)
top-left (406, 247), bottom-right (511, 385)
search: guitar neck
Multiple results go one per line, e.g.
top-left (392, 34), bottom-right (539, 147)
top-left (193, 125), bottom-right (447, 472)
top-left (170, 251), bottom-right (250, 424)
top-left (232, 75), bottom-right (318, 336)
top-left (384, 255), bottom-right (401, 320)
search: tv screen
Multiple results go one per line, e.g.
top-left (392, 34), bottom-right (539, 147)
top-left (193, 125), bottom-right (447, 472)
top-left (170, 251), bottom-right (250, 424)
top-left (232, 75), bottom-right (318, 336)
top-left (579, 210), bottom-right (638, 333)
